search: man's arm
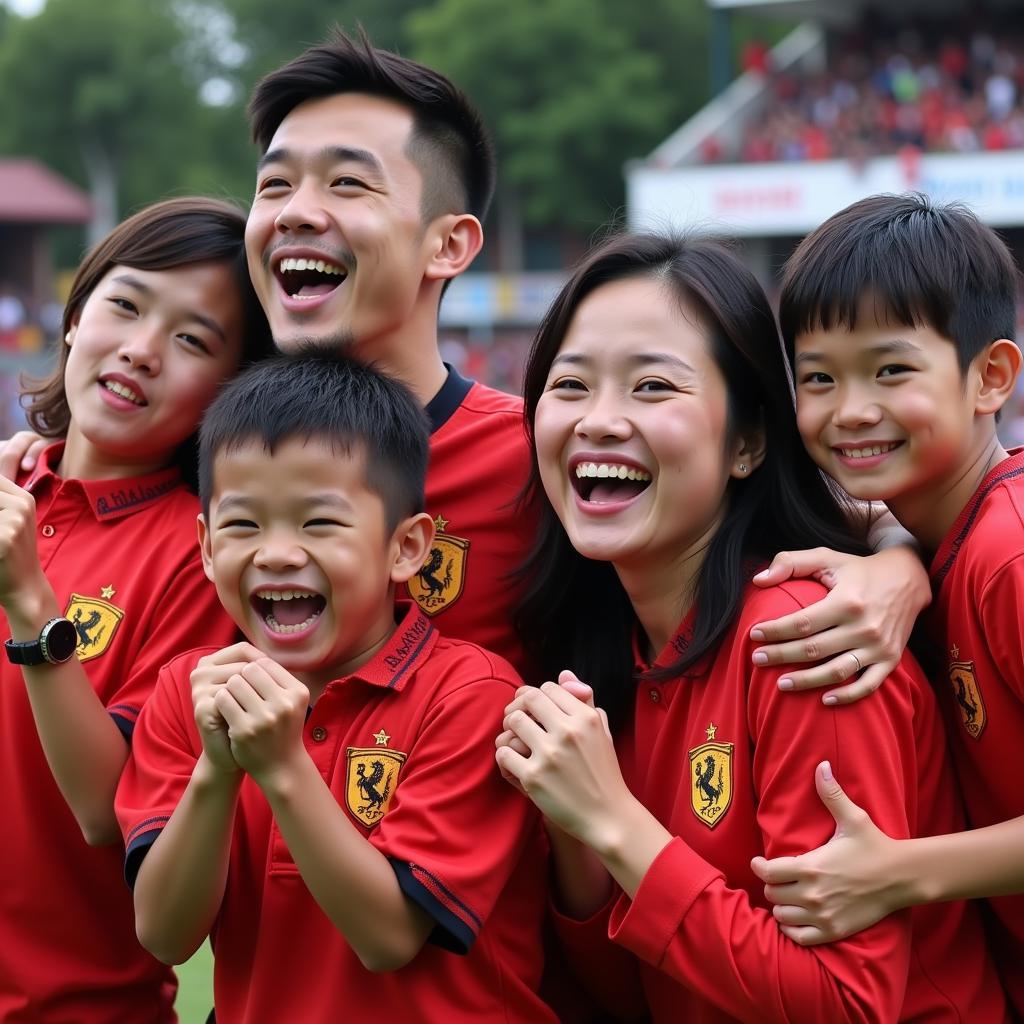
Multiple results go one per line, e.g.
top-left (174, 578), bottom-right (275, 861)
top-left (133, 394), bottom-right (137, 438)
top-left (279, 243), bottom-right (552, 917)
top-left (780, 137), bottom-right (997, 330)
top-left (213, 656), bottom-right (433, 972)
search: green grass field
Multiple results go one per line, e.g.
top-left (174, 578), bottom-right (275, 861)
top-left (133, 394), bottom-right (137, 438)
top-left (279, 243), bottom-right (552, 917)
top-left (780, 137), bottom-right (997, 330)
top-left (174, 941), bottom-right (214, 1024)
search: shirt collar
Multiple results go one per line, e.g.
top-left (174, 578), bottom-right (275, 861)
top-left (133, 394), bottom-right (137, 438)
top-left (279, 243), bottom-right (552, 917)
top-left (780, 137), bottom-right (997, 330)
top-left (23, 441), bottom-right (185, 522)
top-left (423, 363), bottom-right (474, 434)
top-left (632, 608), bottom-right (696, 675)
top-left (931, 446), bottom-right (1024, 583)
top-left (341, 601), bottom-right (438, 692)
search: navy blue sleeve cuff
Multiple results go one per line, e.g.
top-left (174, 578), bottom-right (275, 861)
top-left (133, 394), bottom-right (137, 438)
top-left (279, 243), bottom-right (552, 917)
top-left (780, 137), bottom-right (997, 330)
top-left (110, 711), bottom-right (135, 742)
top-left (389, 857), bottom-right (477, 955)
top-left (124, 824), bottom-right (165, 888)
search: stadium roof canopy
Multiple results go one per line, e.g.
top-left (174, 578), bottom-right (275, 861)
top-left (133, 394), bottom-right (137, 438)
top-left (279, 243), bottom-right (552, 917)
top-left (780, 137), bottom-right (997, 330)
top-left (707, 0), bottom-right (1020, 25)
top-left (0, 159), bottom-right (91, 224)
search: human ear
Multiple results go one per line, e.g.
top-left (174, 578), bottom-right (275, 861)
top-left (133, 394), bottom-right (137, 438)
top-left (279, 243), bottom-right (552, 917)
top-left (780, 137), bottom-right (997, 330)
top-left (389, 512), bottom-right (436, 584)
top-left (730, 418), bottom-right (767, 480)
top-left (64, 307), bottom-right (82, 346)
top-left (423, 214), bottom-right (483, 283)
top-left (974, 338), bottom-right (1022, 416)
top-left (197, 514), bottom-right (216, 583)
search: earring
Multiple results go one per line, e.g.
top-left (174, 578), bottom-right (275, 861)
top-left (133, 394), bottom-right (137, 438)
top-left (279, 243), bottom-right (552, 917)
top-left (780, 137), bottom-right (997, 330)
top-left (64, 331), bottom-right (72, 344)
top-left (738, 463), bottom-right (747, 473)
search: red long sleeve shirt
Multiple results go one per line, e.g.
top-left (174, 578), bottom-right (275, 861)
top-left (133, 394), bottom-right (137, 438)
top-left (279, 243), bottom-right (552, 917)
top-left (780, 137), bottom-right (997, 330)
top-left (559, 580), bottom-right (1007, 1023)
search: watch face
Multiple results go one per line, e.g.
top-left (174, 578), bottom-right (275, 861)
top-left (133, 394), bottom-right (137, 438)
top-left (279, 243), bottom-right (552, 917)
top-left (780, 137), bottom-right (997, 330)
top-left (42, 618), bottom-right (79, 663)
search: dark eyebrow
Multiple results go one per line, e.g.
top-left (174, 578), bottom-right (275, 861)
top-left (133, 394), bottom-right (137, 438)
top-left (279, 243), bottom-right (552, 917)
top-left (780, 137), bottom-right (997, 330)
top-left (258, 145), bottom-right (385, 178)
top-left (550, 351), bottom-right (697, 375)
top-left (213, 493), bottom-right (354, 516)
top-left (109, 273), bottom-right (227, 345)
top-left (304, 493), bottom-right (354, 514)
top-left (213, 495), bottom-right (255, 517)
top-left (627, 352), bottom-right (697, 375)
top-left (796, 337), bottom-right (923, 366)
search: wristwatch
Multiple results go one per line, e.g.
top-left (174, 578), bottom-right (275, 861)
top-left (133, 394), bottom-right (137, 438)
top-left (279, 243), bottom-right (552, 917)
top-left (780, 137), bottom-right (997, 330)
top-left (5, 617), bottom-right (78, 665)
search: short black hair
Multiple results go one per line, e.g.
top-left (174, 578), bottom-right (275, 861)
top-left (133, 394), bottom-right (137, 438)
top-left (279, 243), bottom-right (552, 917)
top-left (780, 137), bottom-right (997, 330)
top-left (248, 27), bottom-right (495, 224)
top-left (199, 354), bottom-right (429, 530)
top-left (780, 193), bottom-right (1019, 371)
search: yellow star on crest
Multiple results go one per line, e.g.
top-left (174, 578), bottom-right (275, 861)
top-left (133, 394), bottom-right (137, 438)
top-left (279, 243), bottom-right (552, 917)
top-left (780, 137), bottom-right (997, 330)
top-left (433, 514), bottom-right (449, 532)
top-left (705, 722), bottom-right (718, 741)
top-left (373, 729), bottom-right (391, 746)
top-left (100, 584), bottom-right (116, 600)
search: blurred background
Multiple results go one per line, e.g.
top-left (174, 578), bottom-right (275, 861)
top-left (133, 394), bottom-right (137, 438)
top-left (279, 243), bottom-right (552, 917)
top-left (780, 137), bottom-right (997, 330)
top-left (2, 0), bottom-right (1024, 439)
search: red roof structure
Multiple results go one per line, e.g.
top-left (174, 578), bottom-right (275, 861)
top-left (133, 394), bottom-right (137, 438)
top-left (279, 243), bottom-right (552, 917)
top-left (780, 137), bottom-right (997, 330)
top-left (0, 158), bottom-right (91, 224)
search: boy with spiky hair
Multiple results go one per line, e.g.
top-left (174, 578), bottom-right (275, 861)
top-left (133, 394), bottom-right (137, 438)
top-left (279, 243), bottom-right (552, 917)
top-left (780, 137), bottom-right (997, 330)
top-left (116, 355), bottom-right (555, 1023)
top-left (753, 193), bottom-right (1024, 1017)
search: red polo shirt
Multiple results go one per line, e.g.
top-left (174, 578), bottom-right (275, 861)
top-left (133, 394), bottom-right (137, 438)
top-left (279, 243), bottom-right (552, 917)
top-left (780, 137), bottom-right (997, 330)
top-left (407, 369), bottom-right (534, 675)
top-left (926, 447), bottom-right (1024, 1018)
top-left (555, 582), bottom-right (1006, 1023)
top-left (116, 603), bottom-right (555, 1024)
top-left (0, 443), bottom-right (238, 1024)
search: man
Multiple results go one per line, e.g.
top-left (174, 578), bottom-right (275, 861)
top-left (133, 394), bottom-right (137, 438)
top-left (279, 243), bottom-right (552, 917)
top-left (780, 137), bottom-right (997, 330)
top-left (243, 30), bottom-right (531, 669)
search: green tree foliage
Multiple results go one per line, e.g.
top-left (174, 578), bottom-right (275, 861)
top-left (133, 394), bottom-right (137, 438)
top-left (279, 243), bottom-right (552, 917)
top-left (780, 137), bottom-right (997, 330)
top-left (409, 0), bottom-right (710, 233)
top-left (0, 0), bottom-right (213, 232)
top-left (0, 0), bottom-right (732, 255)
top-left (216, 0), bottom-right (422, 84)
top-left (165, 0), bottom-right (427, 206)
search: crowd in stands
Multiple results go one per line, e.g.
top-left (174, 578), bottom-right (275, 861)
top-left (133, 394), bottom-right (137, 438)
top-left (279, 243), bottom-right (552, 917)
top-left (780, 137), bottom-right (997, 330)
top-left (705, 16), bottom-right (1024, 164)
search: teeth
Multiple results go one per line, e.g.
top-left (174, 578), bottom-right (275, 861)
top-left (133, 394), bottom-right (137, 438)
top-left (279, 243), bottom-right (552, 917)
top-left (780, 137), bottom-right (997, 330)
top-left (574, 462), bottom-right (651, 482)
top-left (278, 257), bottom-right (346, 276)
top-left (265, 613), bottom-right (320, 634)
top-left (840, 443), bottom-right (899, 459)
top-left (103, 380), bottom-right (143, 404)
top-left (255, 588), bottom-right (319, 601)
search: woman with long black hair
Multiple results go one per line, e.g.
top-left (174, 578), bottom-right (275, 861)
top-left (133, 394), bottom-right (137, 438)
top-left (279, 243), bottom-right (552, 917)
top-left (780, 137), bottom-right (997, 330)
top-left (496, 233), bottom-right (1005, 1023)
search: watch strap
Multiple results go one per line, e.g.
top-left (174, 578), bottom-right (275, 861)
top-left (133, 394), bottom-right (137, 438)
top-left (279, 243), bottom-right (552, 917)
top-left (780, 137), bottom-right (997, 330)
top-left (5, 636), bottom-right (47, 665)
top-left (5, 617), bottom-right (77, 666)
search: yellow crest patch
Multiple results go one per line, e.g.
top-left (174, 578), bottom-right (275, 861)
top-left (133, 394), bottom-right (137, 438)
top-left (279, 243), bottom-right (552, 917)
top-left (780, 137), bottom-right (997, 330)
top-left (689, 740), bottom-right (733, 828)
top-left (64, 593), bottom-right (125, 663)
top-left (949, 660), bottom-right (986, 739)
top-left (345, 747), bottom-right (407, 827)
top-left (407, 520), bottom-right (469, 616)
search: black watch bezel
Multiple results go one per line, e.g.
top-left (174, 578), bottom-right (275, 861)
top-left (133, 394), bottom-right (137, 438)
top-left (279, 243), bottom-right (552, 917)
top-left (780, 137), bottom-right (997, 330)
top-left (5, 617), bottom-right (78, 666)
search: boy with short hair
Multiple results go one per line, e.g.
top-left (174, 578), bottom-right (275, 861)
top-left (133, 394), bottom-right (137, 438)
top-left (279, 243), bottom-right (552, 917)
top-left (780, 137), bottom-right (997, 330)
top-left (115, 355), bottom-right (555, 1024)
top-left (760, 193), bottom-right (1024, 1015)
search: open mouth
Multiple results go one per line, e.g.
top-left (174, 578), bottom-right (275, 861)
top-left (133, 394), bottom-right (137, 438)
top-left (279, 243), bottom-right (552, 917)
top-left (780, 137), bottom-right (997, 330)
top-left (835, 441), bottom-right (903, 460)
top-left (251, 588), bottom-right (327, 634)
top-left (275, 257), bottom-right (348, 301)
top-left (101, 379), bottom-right (146, 406)
top-left (572, 462), bottom-right (652, 504)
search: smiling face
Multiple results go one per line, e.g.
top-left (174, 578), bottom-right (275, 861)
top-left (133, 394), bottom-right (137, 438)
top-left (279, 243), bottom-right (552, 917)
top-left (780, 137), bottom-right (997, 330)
top-left (534, 276), bottom-right (747, 574)
top-left (794, 312), bottom-right (982, 515)
top-left (61, 262), bottom-right (244, 479)
top-left (245, 92), bottom-right (438, 360)
top-left (199, 436), bottom-right (413, 689)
